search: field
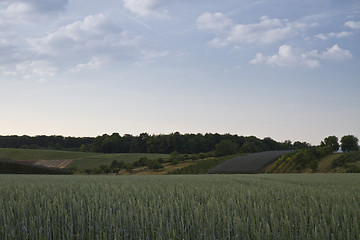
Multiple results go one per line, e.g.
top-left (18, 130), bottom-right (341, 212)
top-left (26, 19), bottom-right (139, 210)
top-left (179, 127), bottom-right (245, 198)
top-left (0, 148), bottom-right (169, 172)
top-left (0, 174), bottom-right (359, 239)
top-left (208, 151), bottom-right (293, 174)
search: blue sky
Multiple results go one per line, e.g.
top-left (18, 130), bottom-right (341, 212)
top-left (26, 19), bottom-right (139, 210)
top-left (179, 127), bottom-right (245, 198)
top-left (0, 0), bottom-right (359, 145)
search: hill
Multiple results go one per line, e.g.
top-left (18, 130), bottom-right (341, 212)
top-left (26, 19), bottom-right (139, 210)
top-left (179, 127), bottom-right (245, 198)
top-left (208, 150), bottom-right (293, 174)
top-left (266, 151), bottom-right (360, 173)
top-left (0, 148), bottom-right (169, 173)
top-left (0, 158), bottom-right (72, 174)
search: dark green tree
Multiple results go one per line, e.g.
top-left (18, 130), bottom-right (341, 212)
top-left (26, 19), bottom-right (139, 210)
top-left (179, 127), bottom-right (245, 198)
top-left (124, 163), bottom-right (134, 172)
top-left (215, 139), bottom-right (238, 156)
top-left (321, 136), bottom-right (340, 151)
top-left (170, 151), bottom-right (181, 164)
top-left (340, 135), bottom-right (359, 152)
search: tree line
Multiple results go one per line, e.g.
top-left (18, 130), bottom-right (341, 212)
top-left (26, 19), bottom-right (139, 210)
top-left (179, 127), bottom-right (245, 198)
top-left (1, 133), bottom-right (358, 155)
top-left (0, 132), bottom-right (297, 154)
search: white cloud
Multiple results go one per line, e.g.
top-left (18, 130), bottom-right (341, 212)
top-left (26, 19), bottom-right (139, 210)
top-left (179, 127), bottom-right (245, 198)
top-left (28, 14), bottom-right (142, 57)
top-left (196, 12), bottom-right (233, 30)
top-left (314, 33), bottom-right (327, 40)
top-left (135, 49), bottom-right (169, 65)
top-left (345, 21), bottom-right (360, 30)
top-left (16, 60), bottom-right (57, 78)
top-left (315, 31), bottom-right (353, 40)
top-left (198, 15), bottom-right (312, 46)
top-left (250, 44), bottom-right (351, 68)
top-left (250, 44), bottom-right (319, 68)
top-left (3, 71), bottom-right (17, 76)
top-left (69, 56), bottom-right (107, 72)
top-left (1, 0), bottom-right (68, 22)
top-left (123, 0), bottom-right (168, 17)
top-left (319, 44), bottom-right (352, 60)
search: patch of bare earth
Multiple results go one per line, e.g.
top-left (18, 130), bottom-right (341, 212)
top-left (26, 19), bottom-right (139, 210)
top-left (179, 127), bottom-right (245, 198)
top-left (34, 160), bottom-right (74, 169)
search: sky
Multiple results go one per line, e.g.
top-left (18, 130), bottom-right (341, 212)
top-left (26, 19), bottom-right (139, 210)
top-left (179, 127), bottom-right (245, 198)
top-left (0, 0), bottom-right (359, 145)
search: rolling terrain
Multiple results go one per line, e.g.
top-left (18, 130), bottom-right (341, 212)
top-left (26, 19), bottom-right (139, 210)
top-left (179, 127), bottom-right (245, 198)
top-left (208, 150), bottom-right (293, 174)
top-left (1, 147), bottom-right (359, 174)
top-left (0, 148), bottom-right (169, 173)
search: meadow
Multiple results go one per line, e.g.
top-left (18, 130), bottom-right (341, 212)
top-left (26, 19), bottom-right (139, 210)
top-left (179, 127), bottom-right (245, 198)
top-left (0, 174), bottom-right (359, 239)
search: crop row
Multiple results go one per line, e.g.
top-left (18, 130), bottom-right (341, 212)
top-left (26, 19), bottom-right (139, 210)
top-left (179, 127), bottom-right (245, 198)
top-left (1, 174), bottom-right (359, 239)
top-left (209, 150), bottom-right (293, 174)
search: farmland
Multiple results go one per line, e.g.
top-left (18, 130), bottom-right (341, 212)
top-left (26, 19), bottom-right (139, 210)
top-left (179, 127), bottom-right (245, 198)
top-left (1, 174), bottom-right (359, 239)
top-left (0, 148), bottom-right (169, 172)
top-left (208, 150), bottom-right (293, 174)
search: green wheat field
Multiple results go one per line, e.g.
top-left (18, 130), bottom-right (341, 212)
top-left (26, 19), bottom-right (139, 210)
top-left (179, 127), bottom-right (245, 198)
top-left (1, 174), bottom-right (359, 239)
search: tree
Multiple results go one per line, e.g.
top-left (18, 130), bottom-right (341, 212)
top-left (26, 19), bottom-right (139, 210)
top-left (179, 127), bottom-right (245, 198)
top-left (239, 141), bottom-right (259, 153)
top-left (340, 135), bottom-right (359, 152)
top-left (80, 144), bottom-right (87, 152)
top-left (170, 151), bottom-right (181, 165)
top-left (112, 168), bottom-right (120, 174)
top-left (322, 136), bottom-right (340, 151)
top-left (293, 141), bottom-right (310, 149)
top-left (215, 139), bottom-right (238, 156)
top-left (124, 163), bottom-right (134, 172)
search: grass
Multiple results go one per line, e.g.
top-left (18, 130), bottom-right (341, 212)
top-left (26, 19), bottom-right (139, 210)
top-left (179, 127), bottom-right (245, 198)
top-left (0, 148), bottom-right (93, 161)
top-left (267, 152), bottom-right (349, 173)
top-left (0, 148), bottom-right (169, 172)
top-left (317, 153), bottom-right (343, 172)
top-left (68, 153), bottom-right (169, 172)
top-left (0, 174), bottom-right (359, 239)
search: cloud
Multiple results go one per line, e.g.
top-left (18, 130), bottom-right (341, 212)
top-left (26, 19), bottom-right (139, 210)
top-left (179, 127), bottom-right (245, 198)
top-left (122, 0), bottom-right (168, 17)
top-left (196, 12), bottom-right (233, 30)
top-left (250, 45), bottom-right (320, 68)
top-left (1, 0), bottom-right (68, 21)
top-left (69, 56), bottom-right (107, 72)
top-left (319, 44), bottom-right (352, 60)
top-left (135, 49), bottom-right (169, 66)
top-left (198, 14), bottom-right (311, 46)
top-left (28, 14), bottom-right (142, 57)
top-left (315, 31), bottom-right (353, 40)
top-left (250, 44), bottom-right (352, 68)
top-left (16, 60), bottom-right (58, 78)
top-left (345, 21), bottom-right (360, 30)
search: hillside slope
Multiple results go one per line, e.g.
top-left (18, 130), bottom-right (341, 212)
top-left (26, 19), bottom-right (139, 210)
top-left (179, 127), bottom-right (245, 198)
top-left (209, 151), bottom-right (293, 174)
top-left (266, 151), bottom-right (360, 173)
top-left (0, 148), bottom-right (169, 172)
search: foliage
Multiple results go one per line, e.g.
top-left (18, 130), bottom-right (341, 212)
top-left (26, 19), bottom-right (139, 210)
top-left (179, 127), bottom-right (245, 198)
top-left (0, 132), bottom-right (295, 154)
top-left (340, 135), bottom-right (359, 152)
top-left (346, 165), bottom-right (360, 173)
top-left (0, 174), bottom-right (359, 239)
top-left (124, 163), bottom-right (134, 172)
top-left (331, 151), bottom-right (360, 168)
top-left (321, 135), bottom-right (340, 151)
top-left (169, 151), bottom-right (181, 164)
top-left (147, 159), bottom-right (164, 170)
top-left (269, 146), bottom-right (333, 173)
top-left (215, 139), bottom-right (238, 156)
top-left (110, 160), bottom-right (125, 169)
top-left (170, 155), bottom-right (236, 174)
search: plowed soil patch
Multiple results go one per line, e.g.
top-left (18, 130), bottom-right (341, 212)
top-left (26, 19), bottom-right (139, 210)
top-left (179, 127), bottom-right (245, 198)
top-left (209, 150), bottom-right (293, 174)
top-left (34, 159), bottom-right (74, 169)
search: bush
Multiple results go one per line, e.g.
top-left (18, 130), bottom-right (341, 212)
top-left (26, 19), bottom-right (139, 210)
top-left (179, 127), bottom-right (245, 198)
top-left (346, 165), bottom-right (360, 173)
